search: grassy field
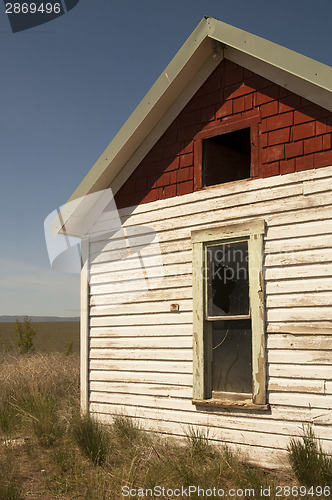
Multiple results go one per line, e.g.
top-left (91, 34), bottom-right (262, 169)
top-left (0, 321), bottom-right (80, 354)
top-left (0, 327), bottom-right (331, 498)
top-left (0, 352), bottom-right (330, 499)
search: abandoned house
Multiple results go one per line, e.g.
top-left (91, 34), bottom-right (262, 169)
top-left (59, 17), bottom-right (332, 467)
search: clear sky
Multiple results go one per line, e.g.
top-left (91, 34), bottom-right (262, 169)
top-left (0, 0), bottom-right (331, 317)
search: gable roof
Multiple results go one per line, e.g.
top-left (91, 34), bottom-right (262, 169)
top-left (53, 16), bottom-right (332, 234)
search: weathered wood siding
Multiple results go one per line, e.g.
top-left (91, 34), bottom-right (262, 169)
top-left (115, 59), bottom-right (332, 210)
top-left (88, 165), bottom-right (332, 467)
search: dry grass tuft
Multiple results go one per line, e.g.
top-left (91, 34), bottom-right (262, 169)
top-left (0, 351), bottom-right (328, 499)
top-left (0, 352), bottom-right (79, 399)
top-left (288, 424), bottom-right (332, 487)
top-left (0, 353), bottom-right (79, 438)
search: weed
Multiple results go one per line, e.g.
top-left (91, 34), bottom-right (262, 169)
top-left (15, 392), bottom-right (61, 446)
top-left (0, 401), bottom-right (17, 435)
top-left (15, 317), bottom-right (36, 354)
top-left (288, 424), bottom-right (332, 486)
top-left (52, 441), bottom-right (77, 473)
top-left (0, 352), bottom-right (79, 446)
top-left (1, 350), bottom-right (330, 499)
top-left (0, 481), bottom-right (22, 500)
top-left (64, 341), bottom-right (73, 356)
top-left (72, 413), bottom-right (109, 466)
top-left (112, 414), bottom-right (146, 444)
top-left (0, 453), bottom-right (22, 500)
top-left (0, 352), bottom-right (79, 403)
top-left (185, 425), bottom-right (213, 457)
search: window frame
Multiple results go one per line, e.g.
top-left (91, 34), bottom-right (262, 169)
top-left (193, 114), bottom-right (260, 191)
top-left (192, 219), bottom-right (268, 410)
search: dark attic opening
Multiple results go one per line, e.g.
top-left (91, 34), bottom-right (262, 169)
top-left (202, 127), bottom-right (251, 186)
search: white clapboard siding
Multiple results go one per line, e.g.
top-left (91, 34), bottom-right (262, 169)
top-left (89, 349), bottom-right (191, 362)
top-left (88, 395), bottom-right (332, 441)
top-left (265, 234), bottom-right (332, 254)
top-left (93, 176), bottom-right (331, 237)
top-left (267, 292), bottom-right (332, 308)
top-left (87, 165), bottom-right (332, 468)
top-left (303, 177), bottom-right (332, 195)
top-left (90, 188), bottom-right (331, 247)
top-left (90, 346), bottom-right (192, 361)
top-left (267, 307), bottom-right (332, 322)
top-left (266, 278), bottom-right (332, 294)
top-left (92, 183), bottom-right (304, 233)
top-left (268, 349), bottom-right (332, 365)
top-left (265, 264), bottom-right (332, 281)
top-left (89, 359), bottom-right (192, 373)
top-left (92, 401), bottom-right (332, 432)
top-left (89, 403), bottom-right (332, 455)
top-left (88, 403), bottom-right (288, 450)
top-left (266, 204), bottom-right (332, 226)
top-left (268, 363), bottom-right (332, 380)
top-left (267, 334), bottom-right (332, 350)
top-left (90, 380), bottom-right (332, 412)
top-left (89, 335), bottom-right (192, 349)
top-left (91, 407), bottom-right (292, 463)
top-left (106, 419), bottom-right (291, 467)
top-left (268, 392), bottom-right (332, 410)
top-left (90, 381), bottom-right (192, 397)
top-left (90, 287), bottom-right (192, 306)
top-left (267, 322), bottom-right (332, 334)
top-left (88, 391), bottom-right (332, 440)
top-left (89, 324), bottom-right (192, 337)
top-left (113, 166), bottom-right (332, 219)
top-left (89, 262), bottom-right (192, 285)
top-left (90, 299), bottom-right (193, 316)
top-left (90, 240), bottom-right (192, 265)
top-left (267, 377), bottom-right (325, 393)
top-left (89, 198), bottom-right (332, 257)
top-left (90, 312), bottom-right (193, 327)
top-left (90, 369), bottom-right (193, 385)
top-left (89, 274), bottom-right (192, 296)
top-left (90, 249), bottom-right (192, 274)
top-left (266, 219), bottom-right (332, 240)
top-left (265, 248), bottom-right (332, 267)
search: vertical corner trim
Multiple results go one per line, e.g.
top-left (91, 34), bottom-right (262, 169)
top-left (80, 239), bottom-right (89, 415)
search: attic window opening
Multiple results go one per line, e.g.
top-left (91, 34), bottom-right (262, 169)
top-left (202, 128), bottom-right (251, 186)
top-left (193, 115), bottom-right (259, 191)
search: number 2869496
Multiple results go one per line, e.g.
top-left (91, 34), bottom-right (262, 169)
top-left (5, 3), bottom-right (62, 14)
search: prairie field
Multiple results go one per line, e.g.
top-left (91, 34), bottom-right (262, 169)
top-left (0, 323), bottom-right (331, 499)
top-left (0, 321), bottom-right (79, 354)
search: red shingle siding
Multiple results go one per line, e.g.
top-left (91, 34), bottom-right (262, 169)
top-left (115, 59), bottom-right (332, 209)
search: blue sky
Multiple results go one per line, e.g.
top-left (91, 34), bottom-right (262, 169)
top-left (0, 0), bottom-right (331, 317)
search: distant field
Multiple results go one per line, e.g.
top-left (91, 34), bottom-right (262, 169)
top-left (0, 321), bottom-right (80, 354)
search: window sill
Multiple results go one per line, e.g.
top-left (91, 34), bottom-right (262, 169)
top-left (192, 399), bottom-right (270, 411)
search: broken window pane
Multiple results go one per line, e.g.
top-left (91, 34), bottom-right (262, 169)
top-left (212, 319), bottom-right (252, 394)
top-left (206, 240), bottom-right (249, 317)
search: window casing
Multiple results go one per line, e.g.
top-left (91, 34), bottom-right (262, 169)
top-left (192, 220), bottom-right (267, 409)
top-left (194, 115), bottom-right (260, 190)
top-left (203, 128), bottom-right (251, 186)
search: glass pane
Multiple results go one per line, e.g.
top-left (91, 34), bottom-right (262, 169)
top-left (212, 319), bottom-right (252, 394)
top-left (206, 240), bottom-right (249, 317)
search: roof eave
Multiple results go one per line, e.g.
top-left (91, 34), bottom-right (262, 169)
top-left (207, 17), bottom-right (332, 93)
top-left (52, 17), bottom-right (332, 235)
top-left (207, 17), bottom-right (332, 110)
top-left (68, 18), bottom-right (212, 202)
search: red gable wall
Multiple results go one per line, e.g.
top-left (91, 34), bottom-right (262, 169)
top-left (115, 59), bottom-right (332, 209)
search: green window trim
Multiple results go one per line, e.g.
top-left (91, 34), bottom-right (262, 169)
top-left (192, 219), bottom-right (267, 408)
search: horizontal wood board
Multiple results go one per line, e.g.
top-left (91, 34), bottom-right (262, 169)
top-left (87, 165), bottom-right (332, 467)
